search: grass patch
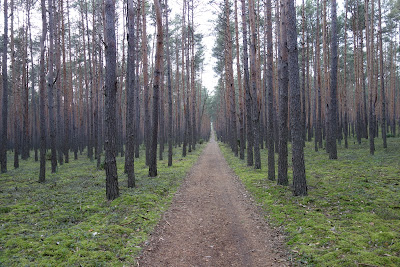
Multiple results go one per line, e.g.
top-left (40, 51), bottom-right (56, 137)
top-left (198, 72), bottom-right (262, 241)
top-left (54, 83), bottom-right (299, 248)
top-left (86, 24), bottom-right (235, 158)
top-left (0, 144), bottom-right (205, 266)
top-left (220, 137), bottom-right (400, 266)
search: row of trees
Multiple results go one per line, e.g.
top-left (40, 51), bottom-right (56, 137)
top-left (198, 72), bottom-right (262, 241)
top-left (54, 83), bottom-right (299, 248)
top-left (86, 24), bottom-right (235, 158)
top-left (0, 0), bottom-right (211, 200)
top-left (212, 0), bottom-right (399, 196)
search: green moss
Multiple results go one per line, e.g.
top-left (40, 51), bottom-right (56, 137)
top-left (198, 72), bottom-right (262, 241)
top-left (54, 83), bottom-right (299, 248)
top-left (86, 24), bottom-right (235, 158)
top-left (220, 137), bottom-right (400, 266)
top-left (0, 144), bottom-right (205, 266)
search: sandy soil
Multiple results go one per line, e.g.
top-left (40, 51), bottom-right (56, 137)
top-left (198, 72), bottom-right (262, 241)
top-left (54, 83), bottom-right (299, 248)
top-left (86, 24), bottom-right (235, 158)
top-left (138, 133), bottom-right (290, 266)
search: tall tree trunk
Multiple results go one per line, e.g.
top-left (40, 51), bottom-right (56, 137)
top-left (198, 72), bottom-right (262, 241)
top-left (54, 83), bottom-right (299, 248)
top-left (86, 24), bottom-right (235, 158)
top-left (166, 0), bottom-right (173, 167)
top-left (104, 0), bottom-right (119, 200)
top-left (48, 0), bottom-right (58, 173)
top-left (28, 1), bottom-right (38, 161)
top-left (249, 0), bottom-right (261, 169)
top-left (191, 1), bottom-right (197, 150)
top-left (301, 0), bottom-right (306, 146)
top-left (39, 0), bottom-right (47, 182)
top-left (182, 0), bottom-right (188, 157)
top-left (234, 0), bottom-right (245, 160)
top-left (149, 0), bottom-right (163, 177)
top-left (21, 20), bottom-right (29, 160)
top-left (278, 0), bottom-right (289, 186)
top-left (61, 0), bottom-right (70, 163)
top-left (366, 0), bottom-right (375, 154)
top-left (11, 0), bottom-right (20, 169)
top-left (126, 0), bottom-right (136, 188)
top-left (142, 0), bottom-right (150, 165)
top-left (343, 0), bottom-right (348, 148)
top-left (266, 0), bottom-right (275, 181)
top-left (378, 0), bottom-right (386, 148)
top-left (225, 0), bottom-right (238, 156)
top-left (287, 0), bottom-right (307, 195)
top-left (241, 0), bottom-right (253, 166)
top-left (1, 0), bottom-right (8, 173)
top-left (327, 0), bottom-right (338, 159)
top-left (55, 3), bottom-right (64, 166)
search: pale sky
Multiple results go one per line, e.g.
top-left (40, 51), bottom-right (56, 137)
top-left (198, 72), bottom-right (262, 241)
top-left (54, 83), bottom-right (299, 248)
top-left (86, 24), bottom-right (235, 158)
top-left (170, 0), bottom-right (220, 96)
top-left (0, 0), bottom-right (346, 97)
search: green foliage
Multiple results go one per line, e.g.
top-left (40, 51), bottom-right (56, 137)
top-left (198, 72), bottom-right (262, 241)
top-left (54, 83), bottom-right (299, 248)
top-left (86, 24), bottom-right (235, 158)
top-left (220, 137), bottom-right (400, 266)
top-left (0, 145), bottom-right (205, 266)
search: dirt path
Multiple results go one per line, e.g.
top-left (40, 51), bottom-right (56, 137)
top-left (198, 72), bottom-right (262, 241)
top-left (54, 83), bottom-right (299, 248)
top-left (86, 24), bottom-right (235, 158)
top-left (138, 133), bottom-right (290, 266)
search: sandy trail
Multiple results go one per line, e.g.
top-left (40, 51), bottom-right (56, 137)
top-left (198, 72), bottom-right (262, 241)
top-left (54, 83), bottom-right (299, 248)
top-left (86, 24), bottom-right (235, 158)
top-left (138, 133), bottom-right (289, 266)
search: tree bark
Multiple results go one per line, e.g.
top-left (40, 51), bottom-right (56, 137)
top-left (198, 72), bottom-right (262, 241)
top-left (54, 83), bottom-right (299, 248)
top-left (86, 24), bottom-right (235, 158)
top-left (149, 0), bottom-right (163, 177)
top-left (126, 0), bottom-right (136, 188)
top-left (104, 0), bottom-right (119, 200)
top-left (266, 0), bottom-right (275, 181)
top-left (241, 0), bottom-right (253, 167)
top-left (225, 0), bottom-right (238, 157)
top-left (287, 0), bottom-right (307, 195)
top-left (166, 0), bottom-right (173, 167)
top-left (278, 0), bottom-right (289, 186)
top-left (234, 0), bottom-right (245, 160)
top-left (249, 0), bottom-right (261, 169)
top-left (39, 0), bottom-right (47, 182)
top-left (378, 0), bottom-right (386, 148)
top-left (48, 0), bottom-right (58, 173)
top-left (327, 0), bottom-right (338, 159)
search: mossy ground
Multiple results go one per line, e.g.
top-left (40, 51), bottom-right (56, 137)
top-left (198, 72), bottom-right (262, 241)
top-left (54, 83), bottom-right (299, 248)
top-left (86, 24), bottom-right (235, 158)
top-left (220, 137), bottom-right (400, 266)
top-left (0, 144), bottom-right (205, 266)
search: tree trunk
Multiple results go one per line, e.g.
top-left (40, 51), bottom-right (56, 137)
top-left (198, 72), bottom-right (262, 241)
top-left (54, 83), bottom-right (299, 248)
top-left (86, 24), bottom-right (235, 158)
top-left (11, 0), bottom-right (20, 169)
top-left (142, 0), bottom-right (150, 165)
top-left (104, 0), bottom-right (119, 200)
top-left (378, 0), bottom-right (386, 148)
top-left (48, 0), bottom-right (58, 173)
top-left (149, 0), bottom-right (163, 177)
top-left (249, 0), bottom-right (261, 169)
top-left (241, 0), bottom-right (253, 167)
top-left (166, 0), bottom-right (173, 167)
top-left (327, 0), bottom-right (338, 159)
top-left (266, 0), bottom-right (275, 181)
top-left (278, 0), bottom-right (289, 186)
top-left (39, 0), bottom-right (47, 182)
top-left (225, 0), bottom-right (237, 157)
top-left (343, 0), bottom-right (348, 149)
top-left (287, 0), bottom-right (307, 195)
top-left (126, 0), bottom-right (136, 188)
top-left (234, 0), bottom-right (245, 160)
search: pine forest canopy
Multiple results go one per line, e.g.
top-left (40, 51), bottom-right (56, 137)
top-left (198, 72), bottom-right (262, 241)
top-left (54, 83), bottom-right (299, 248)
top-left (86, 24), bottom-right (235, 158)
top-left (0, 0), bottom-right (399, 199)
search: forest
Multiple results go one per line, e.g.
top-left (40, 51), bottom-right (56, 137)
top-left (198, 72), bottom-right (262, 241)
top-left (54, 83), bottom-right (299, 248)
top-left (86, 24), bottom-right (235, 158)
top-left (0, 0), bottom-right (399, 265)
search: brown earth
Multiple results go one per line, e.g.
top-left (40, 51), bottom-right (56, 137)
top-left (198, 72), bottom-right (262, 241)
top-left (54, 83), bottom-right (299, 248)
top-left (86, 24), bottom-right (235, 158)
top-left (137, 133), bottom-right (290, 266)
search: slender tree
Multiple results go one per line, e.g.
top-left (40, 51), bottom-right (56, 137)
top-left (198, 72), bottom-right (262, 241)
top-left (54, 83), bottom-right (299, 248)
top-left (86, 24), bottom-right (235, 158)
top-left (266, 0), bottom-right (275, 180)
top-left (166, 0), bottom-right (173, 166)
top-left (287, 0), bottom-right (307, 195)
top-left (327, 0), bottom-right (338, 159)
top-left (234, 0), bottom-right (245, 160)
top-left (378, 0), bottom-right (387, 148)
top-left (48, 0), bottom-right (58, 173)
top-left (1, 0), bottom-right (8, 173)
top-left (278, 0), bottom-right (289, 186)
top-left (126, 0), bottom-right (136, 188)
top-left (149, 0), bottom-right (163, 177)
top-left (225, 0), bottom-right (238, 157)
top-left (104, 0), bottom-right (119, 200)
top-left (249, 0), bottom-right (261, 169)
top-left (241, 0), bottom-right (253, 166)
top-left (39, 0), bottom-right (47, 182)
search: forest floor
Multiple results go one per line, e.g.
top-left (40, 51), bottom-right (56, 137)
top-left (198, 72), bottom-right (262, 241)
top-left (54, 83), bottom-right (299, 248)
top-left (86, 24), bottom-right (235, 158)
top-left (138, 132), bottom-right (290, 266)
top-left (0, 144), bottom-right (206, 266)
top-left (221, 136), bottom-right (400, 266)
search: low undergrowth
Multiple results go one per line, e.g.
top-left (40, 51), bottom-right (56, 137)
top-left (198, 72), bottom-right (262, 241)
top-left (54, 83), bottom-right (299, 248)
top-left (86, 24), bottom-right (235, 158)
top-left (220, 137), bottom-right (400, 266)
top-left (0, 144), bottom-right (205, 266)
